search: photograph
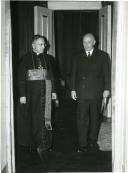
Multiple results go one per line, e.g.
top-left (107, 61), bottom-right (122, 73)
top-left (1, 0), bottom-right (128, 173)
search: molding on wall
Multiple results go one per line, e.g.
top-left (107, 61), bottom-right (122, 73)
top-left (48, 1), bottom-right (102, 10)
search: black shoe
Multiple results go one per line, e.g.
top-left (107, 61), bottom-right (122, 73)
top-left (37, 147), bottom-right (51, 161)
top-left (88, 142), bottom-right (100, 152)
top-left (37, 147), bottom-right (44, 161)
top-left (77, 146), bottom-right (88, 153)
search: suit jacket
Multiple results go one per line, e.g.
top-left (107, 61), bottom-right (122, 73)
top-left (70, 48), bottom-right (111, 99)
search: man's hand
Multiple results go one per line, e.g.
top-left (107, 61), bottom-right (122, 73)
top-left (71, 91), bottom-right (77, 100)
top-left (52, 93), bottom-right (57, 100)
top-left (20, 96), bottom-right (26, 104)
top-left (103, 90), bottom-right (110, 98)
top-left (45, 121), bottom-right (52, 130)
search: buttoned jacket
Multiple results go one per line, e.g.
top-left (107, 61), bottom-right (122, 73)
top-left (70, 48), bottom-right (111, 99)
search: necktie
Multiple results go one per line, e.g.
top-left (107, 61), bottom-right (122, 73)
top-left (87, 52), bottom-right (91, 57)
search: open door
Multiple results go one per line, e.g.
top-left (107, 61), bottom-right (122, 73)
top-left (99, 5), bottom-right (112, 118)
top-left (34, 6), bottom-right (55, 56)
top-left (99, 5), bottom-right (111, 56)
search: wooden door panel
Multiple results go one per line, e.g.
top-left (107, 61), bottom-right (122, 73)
top-left (34, 6), bottom-right (54, 55)
top-left (99, 5), bottom-right (112, 118)
top-left (99, 5), bottom-right (111, 57)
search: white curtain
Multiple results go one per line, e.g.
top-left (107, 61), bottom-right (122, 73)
top-left (112, 1), bottom-right (128, 172)
top-left (1, 0), bottom-right (15, 173)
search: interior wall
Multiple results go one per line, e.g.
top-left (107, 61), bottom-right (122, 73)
top-left (1, 1), bottom-right (15, 172)
top-left (48, 1), bottom-right (101, 10)
top-left (112, 3), bottom-right (117, 170)
top-left (1, 1), bottom-right (7, 171)
top-left (112, 1), bottom-right (128, 172)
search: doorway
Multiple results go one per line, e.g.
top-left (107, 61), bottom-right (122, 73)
top-left (54, 10), bottom-right (99, 82)
top-left (10, 2), bottom-right (112, 172)
top-left (51, 10), bottom-right (112, 170)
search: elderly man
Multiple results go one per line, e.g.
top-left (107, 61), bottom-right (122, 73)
top-left (71, 33), bottom-right (111, 152)
top-left (17, 35), bottom-right (57, 158)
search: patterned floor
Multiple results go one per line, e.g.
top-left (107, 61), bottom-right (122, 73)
top-left (98, 119), bottom-right (112, 151)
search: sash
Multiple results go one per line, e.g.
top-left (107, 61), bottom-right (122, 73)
top-left (27, 69), bottom-right (48, 80)
top-left (45, 80), bottom-right (52, 124)
top-left (26, 69), bottom-right (52, 127)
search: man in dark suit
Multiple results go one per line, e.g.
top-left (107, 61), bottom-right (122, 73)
top-left (70, 33), bottom-right (111, 152)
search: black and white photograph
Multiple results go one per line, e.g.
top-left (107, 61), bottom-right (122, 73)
top-left (1, 0), bottom-right (128, 173)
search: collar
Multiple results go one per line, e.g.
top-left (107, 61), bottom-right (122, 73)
top-left (32, 50), bottom-right (41, 56)
top-left (86, 48), bottom-right (94, 56)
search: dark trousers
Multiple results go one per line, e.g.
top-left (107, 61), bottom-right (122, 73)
top-left (77, 98), bottom-right (102, 147)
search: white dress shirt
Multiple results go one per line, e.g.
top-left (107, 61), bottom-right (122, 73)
top-left (86, 49), bottom-right (94, 56)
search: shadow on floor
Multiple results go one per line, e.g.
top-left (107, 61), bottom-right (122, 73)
top-left (16, 148), bottom-right (112, 173)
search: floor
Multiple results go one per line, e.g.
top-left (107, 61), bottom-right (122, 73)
top-left (16, 99), bottom-right (112, 173)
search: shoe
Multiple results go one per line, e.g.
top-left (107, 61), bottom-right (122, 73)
top-left (37, 147), bottom-right (51, 161)
top-left (77, 146), bottom-right (88, 153)
top-left (36, 147), bottom-right (48, 171)
top-left (37, 147), bottom-right (44, 161)
top-left (88, 142), bottom-right (100, 152)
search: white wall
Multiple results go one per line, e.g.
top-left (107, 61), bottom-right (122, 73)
top-left (1, 1), bottom-right (15, 173)
top-left (1, 1), bottom-right (7, 171)
top-left (48, 1), bottom-right (101, 10)
top-left (112, 1), bottom-right (128, 172)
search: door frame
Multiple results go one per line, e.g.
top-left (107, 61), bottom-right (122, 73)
top-left (48, 2), bottom-right (112, 118)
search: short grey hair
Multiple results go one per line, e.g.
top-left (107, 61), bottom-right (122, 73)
top-left (83, 33), bottom-right (95, 40)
